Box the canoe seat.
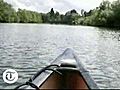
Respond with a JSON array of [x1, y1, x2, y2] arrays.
[[60, 63, 77, 68]]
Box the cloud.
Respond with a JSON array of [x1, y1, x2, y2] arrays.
[[4, 0, 116, 14]]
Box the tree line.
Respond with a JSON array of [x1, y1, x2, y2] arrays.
[[1, 0, 120, 28], [0, 0, 43, 23]]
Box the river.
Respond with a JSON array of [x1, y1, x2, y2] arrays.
[[0, 23, 120, 89]]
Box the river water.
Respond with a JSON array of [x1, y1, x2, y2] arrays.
[[0, 23, 120, 89]]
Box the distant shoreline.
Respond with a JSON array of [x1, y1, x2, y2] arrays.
[[1, 23, 119, 30], [1, 0, 120, 29]]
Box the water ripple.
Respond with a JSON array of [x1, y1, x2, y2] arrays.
[[1, 24, 120, 89]]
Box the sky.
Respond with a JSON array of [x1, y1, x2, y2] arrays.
[[4, 0, 116, 14]]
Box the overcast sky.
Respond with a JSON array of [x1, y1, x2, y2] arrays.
[[4, 0, 115, 14]]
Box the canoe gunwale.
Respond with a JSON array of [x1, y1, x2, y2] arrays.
[[73, 53, 99, 89]]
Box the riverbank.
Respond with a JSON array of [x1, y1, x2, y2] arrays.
[[1, 0, 120, 29]]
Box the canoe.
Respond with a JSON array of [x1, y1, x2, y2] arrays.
[[15, 48, 99, 89]]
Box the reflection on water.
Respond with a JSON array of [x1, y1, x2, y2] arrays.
[[0, 24, 120, 89]]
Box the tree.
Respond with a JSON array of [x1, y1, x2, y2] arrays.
[[81, 9, 85, 16], [70, 9, 77, 14], [17, 9, 43, 23], [64, 9, 80, 25], [50, 8, 54, 17], [0, 0, 19, 22], [99, 0, 111, 10], [111, 0, 120, 27]]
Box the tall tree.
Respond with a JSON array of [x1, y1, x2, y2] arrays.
[[0, 0, 19, 22]]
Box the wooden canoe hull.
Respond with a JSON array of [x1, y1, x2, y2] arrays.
[[40, 68, 89, 89], [25, 48, 99, 89]]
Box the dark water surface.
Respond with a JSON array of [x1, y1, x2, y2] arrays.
[[0, 23, 120, 89]]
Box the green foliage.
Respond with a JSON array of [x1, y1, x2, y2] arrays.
[[0, 0, 19, 22], [1, 0, 120, 28], [63, 9, 81, 25], [43, 8, 65, 24], [0, 0, 42, 23], [17, 9, 43, 23], [111, 0, 120, 27], [80, 0, 120, 27]]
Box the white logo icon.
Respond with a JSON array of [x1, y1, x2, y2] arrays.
[[3, 69, 18, 84]]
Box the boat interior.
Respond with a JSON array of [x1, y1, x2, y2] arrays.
[[39, 63, 89, 89]]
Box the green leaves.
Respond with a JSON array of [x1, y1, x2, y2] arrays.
[[0, 1, 43, 23], [17, 9, 43, 23], [0, 0, 17, 22], [1, 0, 120, 28], [80, 0, 120, 27]]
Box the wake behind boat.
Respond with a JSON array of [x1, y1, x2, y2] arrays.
[[15, 48, 99, 89]]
